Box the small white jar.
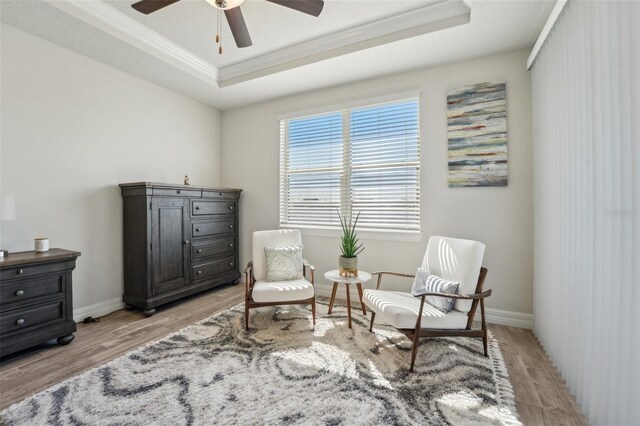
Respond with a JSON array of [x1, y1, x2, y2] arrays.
[[35, 237, 49, 253]]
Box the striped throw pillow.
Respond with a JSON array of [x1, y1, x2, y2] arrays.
[[410, 268, 460, 313]]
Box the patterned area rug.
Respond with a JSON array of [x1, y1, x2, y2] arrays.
[[1, 302, 520, 425]]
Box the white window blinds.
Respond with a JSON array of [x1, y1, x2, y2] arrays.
[[279, 97, 420, 232]]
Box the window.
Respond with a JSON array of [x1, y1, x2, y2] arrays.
[[279, 96, 420, 232]]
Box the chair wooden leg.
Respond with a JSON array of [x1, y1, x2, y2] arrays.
[[480, 298, 488, 357], [483, 330, 488, 357], [369, 312, 376, 332], [244, 303, 250, 331], [327, 282, 338, 314], [410, 332, 421, 373], [311, 297, 316, 327], [410, 296, 426, 372]]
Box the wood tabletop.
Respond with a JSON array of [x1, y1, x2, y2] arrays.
[[0, 248, 81, 268]]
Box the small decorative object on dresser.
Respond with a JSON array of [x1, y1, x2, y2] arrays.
[[34, 237, 49, 253], [119, 182, 242, 317], [0, 248, 80, 357]]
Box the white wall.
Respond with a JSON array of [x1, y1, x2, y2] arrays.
[[222, 48, 534, 317], [0, 25, 222, 319], [532, 1, 639, 424]]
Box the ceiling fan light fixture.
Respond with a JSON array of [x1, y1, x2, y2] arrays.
[[206, 0, 246, 10]]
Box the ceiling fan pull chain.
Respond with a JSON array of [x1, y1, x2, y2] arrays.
[[217, 8, 223, 54], [216, 8, 219, 44]]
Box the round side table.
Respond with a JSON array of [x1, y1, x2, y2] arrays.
[[324, 270, 372, 329]]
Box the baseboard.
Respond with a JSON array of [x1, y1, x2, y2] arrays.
[[73, 297, 125, 323], [484, 308, 533, 329], [315, 284, 533, 329]]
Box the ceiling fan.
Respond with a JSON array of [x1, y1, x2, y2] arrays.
[[130, 0, 325, 51]]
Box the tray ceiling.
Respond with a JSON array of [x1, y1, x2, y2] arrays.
[[1, 0, 555, 110]]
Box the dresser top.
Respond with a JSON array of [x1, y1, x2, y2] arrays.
[[0, 248, 81, 268], [119, 182, 242, 193]]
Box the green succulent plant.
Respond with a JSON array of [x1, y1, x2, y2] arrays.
[[338, 210, 365, 258]]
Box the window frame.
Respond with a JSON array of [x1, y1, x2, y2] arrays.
[[278, 91, 422, 240]]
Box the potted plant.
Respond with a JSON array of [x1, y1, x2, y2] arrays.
[[338, 211, 365, 277]]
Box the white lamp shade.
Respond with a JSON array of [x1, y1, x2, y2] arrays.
[[0, 194, 16, 221]]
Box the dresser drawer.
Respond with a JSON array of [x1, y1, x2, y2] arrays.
[[192, 238, 236, 261], [202, 190, 238, 199], [192, 220, 235, 238], [191, 200, 235, 216], [1, 273, 64, 306], [0, 261, 69, 281], [153, 188, 201, 197], [1, 300, 64, 335], [192, 256, 236, 281]]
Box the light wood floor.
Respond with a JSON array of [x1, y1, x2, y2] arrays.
[[0, 284, 586, 425]]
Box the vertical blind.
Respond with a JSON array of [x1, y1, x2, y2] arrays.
[[279, 98, 420, 231], [531, 1, 639, 425]]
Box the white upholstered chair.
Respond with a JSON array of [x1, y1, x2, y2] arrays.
[[363, 235, 490, 372], [244, 230, 316, 330]]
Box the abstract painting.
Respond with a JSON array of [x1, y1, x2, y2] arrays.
[[447, 81, 508, 187]]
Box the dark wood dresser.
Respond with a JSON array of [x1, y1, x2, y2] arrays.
[[0, 249, 80, 357], [119, 182, 242, 316]]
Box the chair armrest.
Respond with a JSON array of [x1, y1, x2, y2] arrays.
[[372, 271, 415, 290], [302, 259, 315, 285], [411, 289, 492, 300], [244, 261, 255, 298], [372, 271, 415, 278], [302, 259, 315, 272]]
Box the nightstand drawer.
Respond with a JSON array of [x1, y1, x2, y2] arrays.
[[1, 300, 64, 335], [0, 262, 68, 281], [192, 256, 236, 281], [192, 238, 236, 261], [192, 200, 235, 216], [192, 220, 235, 237], [1, 274, 64, 306]]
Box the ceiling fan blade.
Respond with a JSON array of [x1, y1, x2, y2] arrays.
[[224, 7, 253, 48], [266, 0, 324, 17], [131, 0, 182, 14]]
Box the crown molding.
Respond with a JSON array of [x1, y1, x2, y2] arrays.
[[218, 0, 470, 87], [527, 0, 566, 69], [43, 0, 470, 89], [45, 0, 218, 85]]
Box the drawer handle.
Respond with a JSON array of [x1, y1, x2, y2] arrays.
[[177, 190, 182, 194], [229, 262, 234, 267], [229, 243, 233, 248], [195, 206, 200, 210], [197, 249, 203, 254], [228, 224, 233, 229], [229, 205, 234, 210], [16, 318, 25, 326], [197, 270, 202, 275], [15, 290, 25, 296], [17, 269, 24, 275], [196, 228, 201, 232], [184, 240, 190, 245]]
